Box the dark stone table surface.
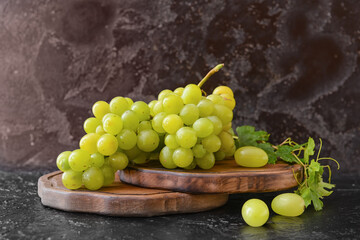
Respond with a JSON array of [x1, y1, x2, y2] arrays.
[[1, 170, 359, 240]]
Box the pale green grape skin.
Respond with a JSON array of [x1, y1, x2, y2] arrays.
[[137, 121, 152, 133], [164, 134, 179, 149], [158, 89, 173, 101], [92, 101, 110, 120], [271, 193, 305, 217], [137, 129, 160, 152], [162, 114, 183, 134], [207, 94, 225, 105], [174, 87, 184, 96], [172, 147, 194, 168], [162, 94, 184, 114], [235, 146, 268, 167], [183, 160, 196, 169], [213, 86, 234, 97], [225, 144, 236, 157], [125, 97, 134, 106], [102, 113, 123, 135], [179, 104, 199, 125], [152, 101, 164, 115], [82, 167, 104, 191], [109, 97, 130, 116], [197, 99, 214, 117], [124, 145, 142, 160], [152, 112, 167, 133], [90, 152, 105, 168], [68, 149, 91, 172], [108, 152, 129, 170], [148, 100, 157, 117], [213, 104, 233, 125], [207, 116, 223, 135], [132, 152, 149, 164], [79, 133, 100, 154], [97, 134, 118, 156], [176, 127, 197, 149], [219, 131, 235, 153], [56, 151, 71, 172], [214, 151, 226, 161], [192, 144, 206, 158], [62, 170, 83, 190], [121, 110, 139, 131], [116, 129, 137, 150], [181, 84, 202, 105], [96, 125, 106, 135], [101, 165, 115, 186], [159, 146, 177, 169], [202, 135, 221, 153], [196, 152, 215, 170], [131, 101, 150, 121], [242, 199, 269, 227], [192, 118, 214, 138], [83, 117, 101, 134]]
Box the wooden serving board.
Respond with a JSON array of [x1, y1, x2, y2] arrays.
[[38, 171, 228, 217], [119, 160, 303, 194]]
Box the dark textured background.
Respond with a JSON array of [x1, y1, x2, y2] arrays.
[[0, 0, 359, 176]]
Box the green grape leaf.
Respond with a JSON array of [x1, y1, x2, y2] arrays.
[[235, 126, 270, 147], [275, 145, 298, 163], [257, 142, 277, 164], [304, 137, 315, 164]]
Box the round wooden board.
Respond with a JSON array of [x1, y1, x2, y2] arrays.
[[37, 171, 228, 217], [119, 160, 303, 194]]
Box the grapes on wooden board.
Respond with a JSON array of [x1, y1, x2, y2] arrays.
[[137, 129, 160, 152], [90, 152, 105, 168], [159, 146, 177, 169], [195, 152, 215, 170], [176, 127, 197, 149], [56, 151, 71, 172], [117, 129, 137, 150], [108, 152, 129, 170], [97, 134, 118, 156], [62, 170, 83, 190], [68, 149, 91, 172], [242, 199, 269, 227], [235, 146, 268, 168], [79, 133, 100, 154], [82, 167, 104, 191], [173, 147, 194, 168]]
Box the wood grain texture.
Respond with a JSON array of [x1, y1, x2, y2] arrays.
[[119, 160, 303, 194], [38, 171, 229, 217]]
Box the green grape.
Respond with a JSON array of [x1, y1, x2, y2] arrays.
[[213, 104, 233, 125], [197, 99, 214, 117], [152, 101, 163, 115], [176, 127, 197, 148], [152, 112, 167, 133], [202, 135, 221, 153], [271, 193, 305, 217], [158, 89, 173, 101], [242, 199, 269, 227], [137, 120, 152, 133], [116, 129, 137, 150], [82, 167, 104, 191], [164, 134, 179, 149], [108, 152, 129, 170], [92, 101, 110, 120], [148, 100, 157, 117], [235, 146, 268, 167], [184, 160, 196, 169], [137, 129, 160, 152], [125, 97, 133, 106], [213, 86, 234, 97], [162, 94, 184, 114], [181, 84, 202, 105], [172, 147, 194, 168], [62, 170, 83, 190], [97, 134, 118, 156], [192, 118, 214, 138], [132, 152, 149, 164], [159, 146, 177, 169], [174, 87, 184, 96], [214, 151, 226, 161], [131, 101, 150, 121], [121, 110, 139, 131], [162, 114, 183, 134], [56, 151, 71, 172], [68, 149, 91, 172], [124, 145, 142, 160], [207, 94, 225, 105], [83, 117, 101, 134], [102, 113, 123, 135], [179, 104, 199, 125], [225, 144, 236, 157], [79, 133, 100, 154], [207, 116, 223, 135], [101, 164, 115, 186], [192, 144, 207, 158], [220, 93, 235, 110], [219, 131, 235, 153], [222, 122, 232, 131], [196, 152, 215, 169], [109, 96, 130, 116], [90, 152, 105, 168], [96, 125, 106, 135]]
